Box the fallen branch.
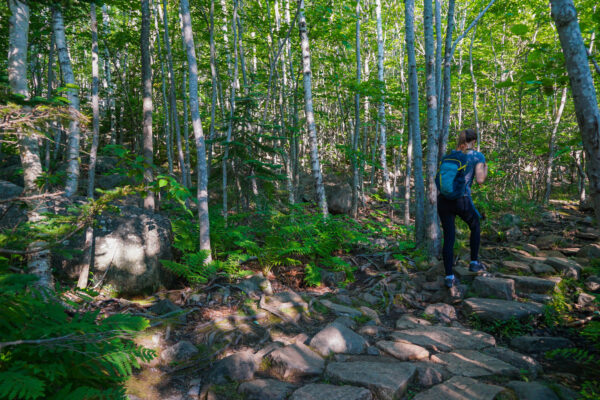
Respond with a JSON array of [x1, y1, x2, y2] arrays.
[[0, 191, 65, 204]]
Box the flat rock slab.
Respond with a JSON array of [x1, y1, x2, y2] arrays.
[[320, 299, 362, 317], [510, 336, 574, 353], [325, 361, 416, 400], [506, 381, 559, 400], [268, 342, 324, 379], [290, 384, 372, 400], [238, 379, 297, 400], [413, 362, 451, 387], [544, 257, 582, 280], [500, 275, 560, 294], [472, 276, 515, 300], [454, 266, 480, 282], [463, 298, 543, 321], [502, 260, 532, 273], [431, 349, 519, 378], [482, 346, 542, 378], [423, 303, 457, 323], [413, 376, 506, 400], [376, 340, 430, 361], [309, 322, 367, 356], [390, 326, 495, 352], [395, 315, 432, 330], [209, 350, 258, 384], [264, 291, 309, 322], [161, 340, 199, 364], [531, 262, 556, 275]]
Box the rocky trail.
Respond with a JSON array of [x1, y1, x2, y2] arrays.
[[121, 201, 599, 400]]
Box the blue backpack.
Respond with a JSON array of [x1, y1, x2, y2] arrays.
[[436, 150, 468, 200]]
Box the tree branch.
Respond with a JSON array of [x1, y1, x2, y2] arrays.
[[450, 0, 497, 58]]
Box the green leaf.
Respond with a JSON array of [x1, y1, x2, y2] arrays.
[[510, 24, 529, 36], [158, 178, 168, 188]]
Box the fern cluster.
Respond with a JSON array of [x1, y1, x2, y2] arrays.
[[0, 262, 155, 400]]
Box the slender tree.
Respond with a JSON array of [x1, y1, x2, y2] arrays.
[[375, 0, 391, 199], [140, 0, 155, 211], [550, 0, 600, 227], [180, 0, 212, 259], [53, 4, 81, 198], [544, 86, 568, 204], [298, 0, 328, 216], [351, 0, 361, 218]]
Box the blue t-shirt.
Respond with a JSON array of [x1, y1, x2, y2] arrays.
[[464, 150, 485, 196]]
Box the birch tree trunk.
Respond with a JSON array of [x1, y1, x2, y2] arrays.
[[352, 0, 361, 218], [140, 0, 155, 211], [375, 0, 391, 199], [469, 26, 481, 150], [550, 0, 600, 228], [405, 0, 426, 242], [78, 1, 101, 289], [180, 0, 212, 259], [438, 0, 456, 160], [405, 116, 413, 225], [208, 0, 218, 175], [424, 0, 441, 256], [101, 5, 115, 144], [53, 4, 81, 198], [299, 0, 328, 216], [544, 86, 568, 204], [9, 0, 53, 291]]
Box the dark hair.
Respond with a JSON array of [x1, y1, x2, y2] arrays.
[[458, 129, 477, 150]]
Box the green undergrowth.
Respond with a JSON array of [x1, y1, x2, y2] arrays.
[[468, 315, 535, 340]]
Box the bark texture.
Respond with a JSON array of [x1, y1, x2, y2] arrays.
[[140, 0, 155, 211]]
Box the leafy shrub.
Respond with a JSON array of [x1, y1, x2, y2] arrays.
[[0, 264, 155, 400]]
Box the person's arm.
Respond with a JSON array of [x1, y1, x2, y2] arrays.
[[475, 162, 488, 184]]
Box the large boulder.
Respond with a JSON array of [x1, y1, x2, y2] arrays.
[[54, 205, 174, 296]]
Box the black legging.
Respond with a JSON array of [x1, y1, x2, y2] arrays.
[[437, 195, 481, 276]]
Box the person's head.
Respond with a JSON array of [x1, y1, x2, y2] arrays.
[[457, 129, 477, 152]]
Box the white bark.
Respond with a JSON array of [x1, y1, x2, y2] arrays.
[[544, 86, 568, 204], [180, 0, 212, 259], [551, 0, 600, 227], [53, 4, 81, 198], [352, 0, 361, 217], [141, 0, 155, 211], [299, 0, 328, 216], [101, 5, 116, 144], [375, 0, 390, 199]]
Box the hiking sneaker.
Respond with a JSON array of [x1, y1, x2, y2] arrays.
[[445, 276, 460, 288], [469, 260, 487, 273]]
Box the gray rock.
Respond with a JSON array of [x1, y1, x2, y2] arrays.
[[454, 266, 479, 282], [336, 294, 353, 305], [359, 306, 381, 324], [359, 325, 382, 337], [150, 299, 181, 315], [334, 316, 357, 329], [523, 243, 540, 254], [423, 303, 457, 323], [325, 183, 353, 215], [376, 340, 430, 361], [463, 298, 543, 321], [236, 273, 273, 296], [536, 234, 564, 249], [482, 346, 542, 378], [502, 260, 532, 273], [263, 291, 308, 323], [361, 292, 380, 305], [290, 384, 372, 400], [510, 336, 574, 353], [413, 362, 449, 387], [395, 315, 432, 330], [209, 350, 258, 383], [431, 349, 519, 378], [506, 226, 523, 240], [53, 205, 174, 295], [577, 292, 596, 307], [544, 257, 582, 280], [502, 213, 522, 227], [531, 262, 556, 275], [472, 276, 515, 300], [161, 341, 199, 364], [238, 379, 297, 400], [325, 361, 417, 400], [506, 381, 559, 400], [268, 342, 324, 379], [577, 243, 600, 259], [524, 293, 553, 304], [500, 275, 560, 294], [412, 376, 506, 400], [390, 326, 495, 352], [320, 299, 362, 317], [585, 275, 600, 292], [309, 322, 368, 356]]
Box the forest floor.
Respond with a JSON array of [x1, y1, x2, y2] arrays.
[[100, 199, 599, 400]]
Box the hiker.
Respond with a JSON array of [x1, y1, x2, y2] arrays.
[[437, 129, 488, 288]]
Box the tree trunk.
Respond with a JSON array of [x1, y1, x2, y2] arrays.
[[180, 0, 212, 260], [208, 0, 217, 177], [53, 4, 81, 198], [78, 1, 101, 290], [352, 0, 361, 218], [405, 0, 426, 242], [550, 0, 600, 228], [544, 86, 568, 204], [375, 0, 391, 199], [469, 26, 481, 150], [298, 0, 328, 216], [437, 0, 456, 160], [140, 0, 155, 211], [424, 0, 441, 256], [9, 0, 53, 291], [405, 115, 413, 225], [101, 5, 116, 144]]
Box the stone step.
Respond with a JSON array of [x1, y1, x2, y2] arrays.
[[324, 361, 416, 400], [498, 274, 560, 295], [268, 342, 324, 380], [506, 381, 560, 400], [431, 349, 520, 378], [238, 379, 297, 400], [463, 298, 544, 321], [544, 257, 582, 279], [389, 326, 495, 352], [510, 335, 575, 353], [309, 322, 368, 356], [290, 383, 372, 400], [472, 276, 515, 300], [412, 376, 507, 400], [376, 340, 430, 361], [319, 299, 362, 317], [481, 346, 542, 378], [501, 260, 531, 273]]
